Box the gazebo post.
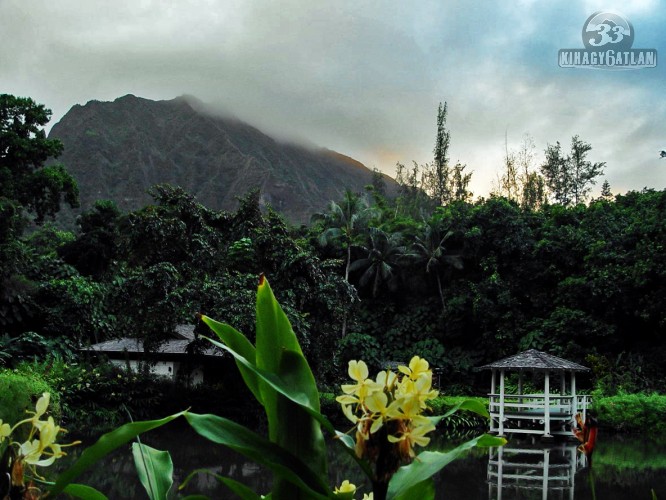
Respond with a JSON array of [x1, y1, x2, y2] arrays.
[[571, 372, 577, 417], [499, 369, 506, 437], [517, 371, 523, 428], [560, 371, 566, 410], [543, 371, 551, 437], [490, 369, 497, 433]]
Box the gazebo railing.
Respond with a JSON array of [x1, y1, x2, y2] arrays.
[[488, 394, 591, 436], [488, 393, 590, 417]]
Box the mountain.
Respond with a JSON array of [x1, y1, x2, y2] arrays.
[[48, 94, 395, 223]]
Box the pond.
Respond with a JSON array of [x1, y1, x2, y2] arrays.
[[54, 426, 666, 499]]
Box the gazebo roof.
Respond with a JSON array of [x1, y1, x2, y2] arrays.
[[475, 349, 590, 372]]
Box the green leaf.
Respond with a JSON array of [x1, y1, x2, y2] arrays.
[[200, 335, 331, 428], [386, 434, 506, 499], [184, 412, 331, 499], [181, 469, 262, 500], [428, 398, 489, 427], [255, 277, 313, 445], [200, 316, 261, 404], [333, 431, 373, 480], [199, 333, 374, 483], [392, 477, 435, 500], [203, 276, 329, 499], [48, 411, 185, 497], [132, 443, 174, 500], [33, 481, 109, 500]]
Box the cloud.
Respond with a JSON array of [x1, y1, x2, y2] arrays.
[[0, 0, 663, 199]]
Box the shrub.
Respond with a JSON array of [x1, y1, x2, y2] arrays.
[[0, 369, 60, 426], [336, 332, 383, 372], [592, 392, 666, 434]]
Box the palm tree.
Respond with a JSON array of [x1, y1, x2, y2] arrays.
[[312, 191, 377, 337], [313, 190, 376, 281], [412, 220, 463, 309], [350, 228, 407, 298]]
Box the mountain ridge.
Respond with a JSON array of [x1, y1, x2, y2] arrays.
[[48, 94, 395, 223]]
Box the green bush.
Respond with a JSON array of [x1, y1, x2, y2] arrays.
[[14, 359, 169, 430], [0, 369, 61, 426], [592, 393, 666, 434], [336, 332, 383, 372]]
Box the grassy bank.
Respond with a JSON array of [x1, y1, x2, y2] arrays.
[[592, 393, 666, 434]]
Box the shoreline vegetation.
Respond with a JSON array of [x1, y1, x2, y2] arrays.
[[2, 364, 664, 436]]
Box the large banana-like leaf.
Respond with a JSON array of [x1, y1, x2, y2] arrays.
[[48, 412, 185, 497], [184, 412, 331, 499], [199, 333, 374, 480], [35, 480, 108, 500], [199, 316, 262, 405], [180, 469, 263, 500], [386, 434, 506, 499], [201, 276, 328, 499], [132, 443, 173, 500]]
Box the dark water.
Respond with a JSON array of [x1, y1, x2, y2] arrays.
[[54, 426, 666, 499]]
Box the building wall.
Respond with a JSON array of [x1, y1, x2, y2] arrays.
[[109, 359, 178, 378], [109, 358, 204, 385]]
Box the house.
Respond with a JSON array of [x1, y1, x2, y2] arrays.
[[81, 324, 224, 385]]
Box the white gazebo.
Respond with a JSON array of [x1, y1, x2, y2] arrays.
[[476, 349, 591, 438]]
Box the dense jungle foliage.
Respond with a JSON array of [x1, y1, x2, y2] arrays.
[[2, 95, 665, 426]]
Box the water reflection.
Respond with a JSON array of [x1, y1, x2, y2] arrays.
[[54, 426, 666, 499], [487, 441, 584, 500]]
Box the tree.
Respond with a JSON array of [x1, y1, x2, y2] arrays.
[[540, 135, 605, 206], [600, 179, 613, 201], [411, 220, 463, 310], [0, 95, 79, 335], [569, 135, 606, 204], [449, 162, 473, 202], [313, 191, 375, 282], [0, 94, 78, 226], [497, 131, 519, 202], [59, 200, 122, 278], [521, 171, 547, 211], [394, 161, 434, 218], [350, 228, 407, 297], [431, 102, 451, 205]]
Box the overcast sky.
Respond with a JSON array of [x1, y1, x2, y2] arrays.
[[1, 0, 664, 198]]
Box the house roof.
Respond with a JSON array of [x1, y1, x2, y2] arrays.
[[81, 325, 223, 358], [475, 349, 590, 372]]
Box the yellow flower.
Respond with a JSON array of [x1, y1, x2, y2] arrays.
[[0, 420, 11, 442], [10, 392, 53, 432], [362, 494, 374, 500], [334, 479, 357, 494], [34, 393, 50, 419], [339, 402, 359, 424], [375, 369, 397, 390], [387, 420, 436, 457], [341, 360, 381, 401], [396, 371, 438, 410], [398, 356, 431, 381], [35, 416, 60, 449], [19, 439, 57, 467], [364, 390, 402, 434]]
